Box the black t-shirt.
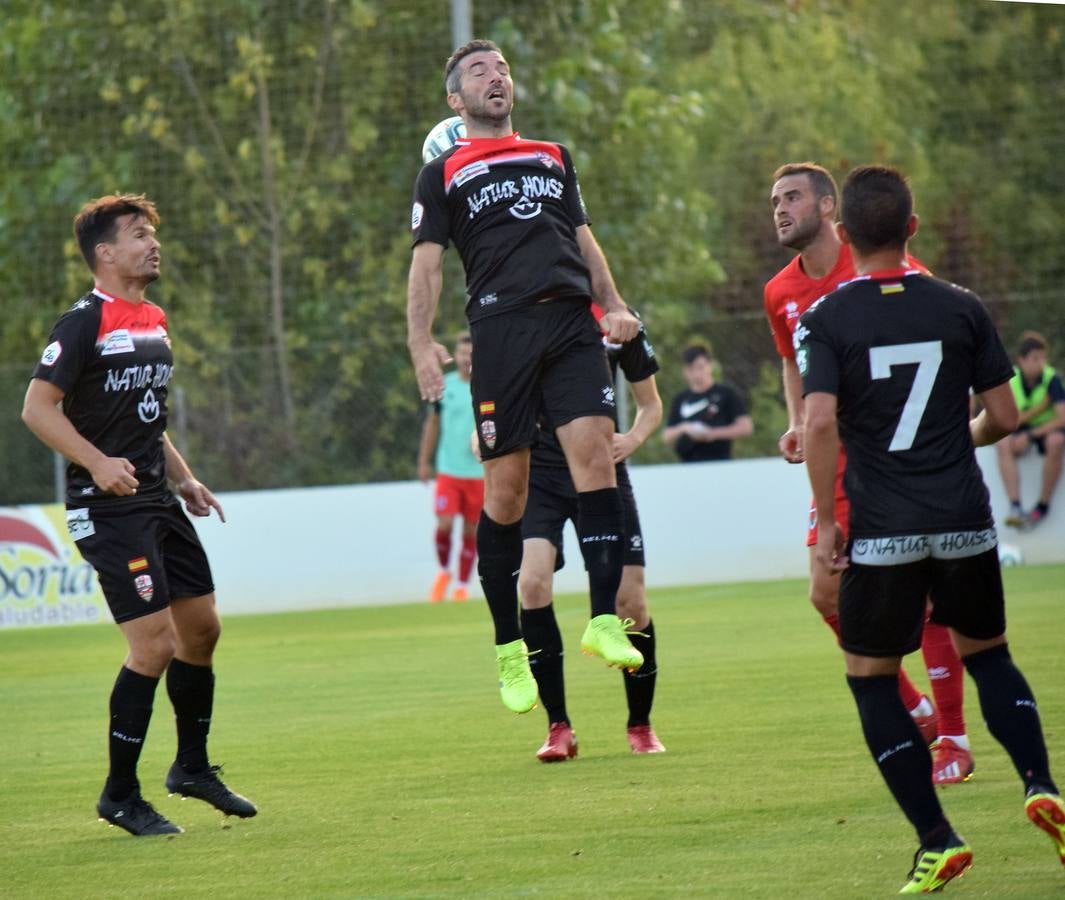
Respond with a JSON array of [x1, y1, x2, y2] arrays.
[[666, 383, 748, 462], [410, 132, 592, 322], [533, 314, 660, 468], [32, 288, 174, 504], [797, 270, 1013, 537]]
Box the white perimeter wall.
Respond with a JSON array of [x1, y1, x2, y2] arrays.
[[195, 448, 1064, 616]]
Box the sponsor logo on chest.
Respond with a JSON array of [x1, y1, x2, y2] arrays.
[[100, 329, 136, 355]]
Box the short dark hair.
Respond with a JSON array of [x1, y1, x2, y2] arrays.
[[773, 162, 838, 205], [1017, 330, 1048, 358], [682, 344, 711, 366], [445, 39, 502, 94], [840, 165, 912, 255], [455, 330, 472, 347], [74, 193, 160, 271]]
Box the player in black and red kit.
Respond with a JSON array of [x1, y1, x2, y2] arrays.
[[22, 195, 255, 836], [407, 40, 644, 714], [799, 166, 1063, 892], [520, 305, 665, 761]]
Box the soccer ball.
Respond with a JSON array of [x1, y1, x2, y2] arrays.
[[998, 542, 1024, 567], [421, 116, 466, 163]]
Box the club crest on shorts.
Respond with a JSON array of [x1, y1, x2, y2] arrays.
[[480, 418, 497, 450], [134, 574, 154, 603]]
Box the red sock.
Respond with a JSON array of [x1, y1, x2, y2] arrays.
[[921, 621, 966, 735], [458, 535, 477, 583], [897, 667, 924, 712], [435, 528, 451, 569], [822, 613, 841, 644]]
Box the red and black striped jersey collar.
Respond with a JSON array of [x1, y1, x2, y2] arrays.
[[443, 132, 565, 190]]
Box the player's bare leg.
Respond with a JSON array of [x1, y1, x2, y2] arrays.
[[557, 416, 642, 671], [453, 516, 478, 600], [164, 593, 256, 818], [431, 511, 456, 602], [520, 538, 576, 760], [616, 565, 664, 753], [480, 449, 538, 713], [996, 433, 1027, 525], [808, 547, 936, 741], [98, 609, 182, 836]]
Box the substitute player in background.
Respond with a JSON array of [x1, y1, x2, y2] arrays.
[[800, 164, 1064, 893], [417, 332, 483, 602], [407, 40, 644, 715], [520, 305, 664, 761], [764, 162, 974, 785], [21, 195, 255, 836]]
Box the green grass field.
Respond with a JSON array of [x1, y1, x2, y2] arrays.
[[2, 565, 1063, 899]]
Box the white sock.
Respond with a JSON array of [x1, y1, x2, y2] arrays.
[[939, 734, 971, 750], [909, 697, 934, 718]]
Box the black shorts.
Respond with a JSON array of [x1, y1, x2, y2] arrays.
[[1018, 424, 1065, 455], [838, 547, 1005, 657], [521, 463, 645, 570], [470, 299, 616, 460], [66, 494, 215, 624]]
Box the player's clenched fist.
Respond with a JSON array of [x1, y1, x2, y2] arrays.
[[90, 456, 139, 496]]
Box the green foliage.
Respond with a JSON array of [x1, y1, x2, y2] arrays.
[[2, 1, 1064, 500]]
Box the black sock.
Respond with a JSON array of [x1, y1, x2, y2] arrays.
[[106, 666, 159, 801], [1036, 501, 1049, 516], [166, 658, 215, 773], [847, 674, 952, 847], [477, 512, 524, 645], [963, 643, 1057, 795], [521, 605, 568, 725], [622, 619, 657, 727], [576, 488, 624, 619]]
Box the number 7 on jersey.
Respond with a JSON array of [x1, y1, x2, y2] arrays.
[[869, 341, 943, 452]]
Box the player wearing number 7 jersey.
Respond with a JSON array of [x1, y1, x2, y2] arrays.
[[765, 163, 972, 781], [799, 164, 1063, 893]]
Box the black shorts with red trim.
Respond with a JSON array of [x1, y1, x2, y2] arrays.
[[839, 539, 1004, 658], [521, 462, 644, 570], [66, 493, 215, 624], [470, 298, 616, 461]]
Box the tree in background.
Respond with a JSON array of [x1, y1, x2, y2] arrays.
[[1, 0, 1063, 500]]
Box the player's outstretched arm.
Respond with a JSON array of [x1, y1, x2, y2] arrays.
[[21, 378, 139, 496], [163, 433, 225, 521], [613, 375, 663, 463], [574, 225, 638, 343], [971, 381, 1019, 447], [407, 241, 452, 402]]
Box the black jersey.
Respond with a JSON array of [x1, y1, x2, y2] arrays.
[[666, 383, 748, 462], [797, 269, 1013, 537], [532, 312, 659, 468], [410, 132, 592, 322], [32, 288, 174, 504]]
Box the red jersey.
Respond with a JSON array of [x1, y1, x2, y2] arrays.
[[764, 243, 927, 360], [764, 243, 926, 542], [763, 242, 859, 360]]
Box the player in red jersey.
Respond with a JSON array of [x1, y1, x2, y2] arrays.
[[764, 163, 973, 784]]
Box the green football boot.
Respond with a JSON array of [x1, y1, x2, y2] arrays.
[[580, 615, 644, 672], [495, 639, 538, 714], [898, 843, 972, 893], [1025, 792, 1065, 867]]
